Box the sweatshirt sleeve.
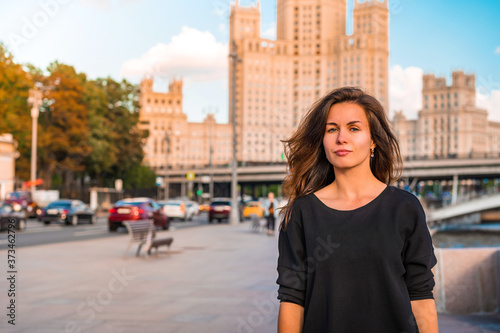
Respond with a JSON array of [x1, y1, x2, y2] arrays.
[[402, 198, 438, 301], [276, 200, 307, 307]]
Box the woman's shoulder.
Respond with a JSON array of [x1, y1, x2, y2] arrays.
[[386, 186, 419, 200], [295, 193, 318, 206], [385, 186, 424, 211], [286, 193, 319, 214]]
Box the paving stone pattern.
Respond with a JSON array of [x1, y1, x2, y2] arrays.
[[0, 222, 499, 332]]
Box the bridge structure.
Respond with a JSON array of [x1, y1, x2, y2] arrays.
[[161, 157, 500, 201], [427, 192, 500, 223]]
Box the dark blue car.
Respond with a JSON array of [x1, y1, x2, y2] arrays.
[[41, 199, 96, 226]]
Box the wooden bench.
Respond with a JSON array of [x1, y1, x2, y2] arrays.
[[147, 237, 174, 255], [123, 219, 174, 257]]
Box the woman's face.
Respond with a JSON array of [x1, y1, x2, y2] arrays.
[[323, 102, 375, 172]]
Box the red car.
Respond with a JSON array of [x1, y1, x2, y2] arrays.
[[108, 197, 169, 232], [5, 191, 38, 218]]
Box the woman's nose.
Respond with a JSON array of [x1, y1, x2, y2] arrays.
[[336, 129, 348, 144]]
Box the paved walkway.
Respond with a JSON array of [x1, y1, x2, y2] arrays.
[[1, 222, 499, 332]]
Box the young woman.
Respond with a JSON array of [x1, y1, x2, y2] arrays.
[[277, 87, 438, 333]]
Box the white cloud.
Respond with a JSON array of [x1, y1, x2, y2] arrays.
[[477, 90, 500, 122], [389, 65, 423, 120], [495, 46, 500, 54], [262, 25, 276, 40], [121, 26, 228, 83]]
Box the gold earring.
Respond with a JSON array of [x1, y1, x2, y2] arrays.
[[370, 148, 375, 158]]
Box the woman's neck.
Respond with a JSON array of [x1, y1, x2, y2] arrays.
[[330, 169, 385, 199]]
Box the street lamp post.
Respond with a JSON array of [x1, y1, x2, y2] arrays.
[[203, 108, 217, 201], [28, 88, 42, 194], [164, 132, 170, 200], [229, 40, 241, 225]]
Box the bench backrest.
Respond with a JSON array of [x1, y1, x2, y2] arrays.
[[124, 219, 155, 242]]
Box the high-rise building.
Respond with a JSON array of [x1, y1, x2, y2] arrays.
[[138, 77, 232, 171], [230, 0, 389, 162], [393, 71, 500, 159], [140, 0, 390, 170]]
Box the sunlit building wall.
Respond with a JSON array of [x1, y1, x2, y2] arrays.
[[138, 77, 232, 170], [0, 134, 18, 200], [393, 71, 500, 159], [140, 0, 390, 169], [230, 0, 389, 162]]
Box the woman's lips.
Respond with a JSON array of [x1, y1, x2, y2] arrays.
[[334, 150, 351, 156]]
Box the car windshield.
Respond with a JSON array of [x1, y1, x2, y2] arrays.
[[166, 202, 182, 206], [7, 192, 30, 200], [0, 205, 13, 213], [212, 201, 231, 206], [47, 202, 72, 209], [115, 201, 144, 207]]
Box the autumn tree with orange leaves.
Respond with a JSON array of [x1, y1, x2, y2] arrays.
[[0, 44, 152, 197]]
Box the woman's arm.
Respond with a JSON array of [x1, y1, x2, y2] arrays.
[[278, 302, 304, 333], [411, 299, 438, 333]]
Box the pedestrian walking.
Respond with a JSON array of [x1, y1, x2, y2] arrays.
[[276, 87, 438, 332], [264, 192, 276, 235]]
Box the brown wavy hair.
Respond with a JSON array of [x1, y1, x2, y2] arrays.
[[280, 87, 403, 229]]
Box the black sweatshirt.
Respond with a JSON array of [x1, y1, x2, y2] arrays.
[[277, 186, 437, 333]]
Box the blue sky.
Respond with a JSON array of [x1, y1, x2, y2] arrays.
[[1, 0, 499, 122]]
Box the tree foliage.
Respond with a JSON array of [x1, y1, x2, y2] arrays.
[[0, 43, 32, 181], [0, 44, 153, 195], [37, 61, 91, 190], [83, 77, 149, 188], [124, 164, 157, 189]]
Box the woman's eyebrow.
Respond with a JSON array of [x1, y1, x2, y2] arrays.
[[326, 120, 362, 126]]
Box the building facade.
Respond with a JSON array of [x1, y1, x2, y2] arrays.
[[140, 0, 389, 169], [393, 71, 500, 159], [138, 77, 232, 171], [0, 133, 19, 200], [230, 0, 389, 162]]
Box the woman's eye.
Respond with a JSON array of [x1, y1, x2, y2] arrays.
[[350, 127, 360, 132], [327, 128, 337, 133]]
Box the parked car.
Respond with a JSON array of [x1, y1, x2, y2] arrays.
[[4, 191, 38, 218], [208, 199, 243, 223], [108, 197, 169, 232], [158, 200, 193, 221], [209, 200, 230, 223], [41, 199, 96, 226], [0, 202, 27, 231], [186, 201, 200, 217], [242, 201, 264, 219]]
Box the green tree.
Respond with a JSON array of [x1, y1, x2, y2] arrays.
[[83, 79, 116, 186], [84, 77, 147, 188], [123, 165, 157, 189]]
